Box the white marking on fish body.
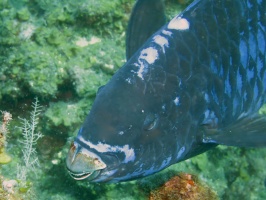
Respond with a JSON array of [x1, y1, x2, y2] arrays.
[[142, 157, 172, 177], [114, 165, 156, 182], [168, 16, 190, 30], [174, 97, 180, 106], [79, 136, 136, 163], [204, 93, 210, 103], [177, 146, 185, 159], [125, 78, 132, 84], [113, 156, 172, 182], [160, 157, 172, 169], [143, 165, 156, 176], [139, 47, 158, 64], [122, 146, 135, 163], [118, 131, 124, 135], [135, 47, 158, 80], [136, 62, 145, 80], [95, 169, 118, 182], [153, 35, 169, 53], [202, 109, 218, 127], [162, 30, 172, 36]]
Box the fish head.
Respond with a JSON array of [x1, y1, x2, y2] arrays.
[[66, 48, 190, 182]]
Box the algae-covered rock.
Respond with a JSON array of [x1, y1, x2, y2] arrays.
[[0, 0, 130, 100], [44, 99, 91, 128], [17, 8, 30, 21], [0, 148, 11, 164], [149, 173, 218, 200]]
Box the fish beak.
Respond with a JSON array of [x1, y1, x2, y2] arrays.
[[66, 142, 106, 181]]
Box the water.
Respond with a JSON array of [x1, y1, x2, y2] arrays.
[[0, 0, 266, 199]]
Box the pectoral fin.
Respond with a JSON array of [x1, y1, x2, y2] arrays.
[[126, 0, 166, 60], [202, 115, 266, 147]]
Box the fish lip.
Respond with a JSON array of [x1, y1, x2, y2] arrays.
[[66, 141, 107, 181], [67, 169, 101, 181], [66, 141, 120, 182]]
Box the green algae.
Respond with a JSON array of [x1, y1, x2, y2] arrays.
[[0, 149, 12, 164], [44, 99, 91, 127], [0, 0, 129, 100]]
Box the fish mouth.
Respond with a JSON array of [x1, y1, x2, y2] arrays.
[[68, 169, 101, 181], [66, 142, 106, 181]]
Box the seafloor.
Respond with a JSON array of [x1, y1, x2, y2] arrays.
[[0, 0, 266, 199]]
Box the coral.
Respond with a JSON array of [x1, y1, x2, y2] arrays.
[[0, 175, 35, 200], [2, 179, 18, 194], [0, 99, 42, 200], [149, 173, 218, 200], [0, 176, 19, 200], [17, 98, 43, 189]]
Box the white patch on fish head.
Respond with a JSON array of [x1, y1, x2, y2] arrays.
[[139, 47, 158, 64], [118, 131, 124, 135], [79, 136, 136, 163], [125, 78, 132, 84], [168, 16, 190, 30], [153, 35, 169, 53], [162, 104, 166, 111], [135, 47, 158, 80], [174, 97, 180, 106]]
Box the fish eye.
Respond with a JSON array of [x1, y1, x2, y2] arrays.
[[143, 113, 159, 131]]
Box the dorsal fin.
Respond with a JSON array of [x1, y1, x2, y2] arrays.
[[126, 0, 166, 60]]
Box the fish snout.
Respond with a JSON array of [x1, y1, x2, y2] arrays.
[[66, 142, 106, 181]]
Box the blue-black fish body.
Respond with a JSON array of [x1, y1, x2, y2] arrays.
[[66, 0, 266, 182]]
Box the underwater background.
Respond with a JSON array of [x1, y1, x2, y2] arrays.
[[0, 0, 266, 199]]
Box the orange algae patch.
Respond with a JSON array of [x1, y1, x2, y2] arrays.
[[149, 173, 218, 200]]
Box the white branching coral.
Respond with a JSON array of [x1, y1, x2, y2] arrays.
[[17, 98, 43, 186]]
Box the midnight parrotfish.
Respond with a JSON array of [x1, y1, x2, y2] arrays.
[[66, 0, 266, 182]]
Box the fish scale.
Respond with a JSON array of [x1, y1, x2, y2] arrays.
[[170, 0, 266, 127], [66, 0, 266, 183]]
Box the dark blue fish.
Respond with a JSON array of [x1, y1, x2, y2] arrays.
[[66, 0, 266, 182]]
